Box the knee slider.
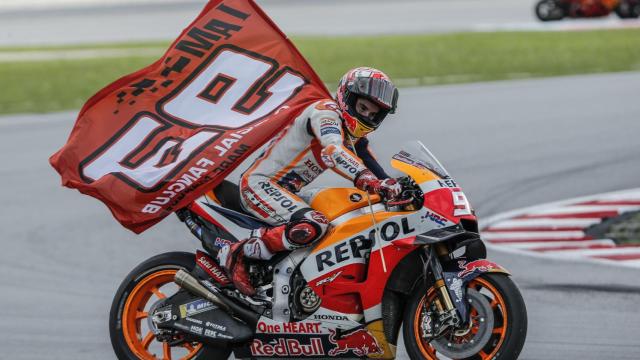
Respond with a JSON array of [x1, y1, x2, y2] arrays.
[[285, 209, 329, 247]]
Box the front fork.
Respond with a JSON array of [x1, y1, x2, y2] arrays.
[[421, 244, 463, 338]]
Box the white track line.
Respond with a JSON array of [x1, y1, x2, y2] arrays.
[[485, 218, 602, 229], [598, 192, 640, 201], [501, 239, 615, 250], [525, 204, 640, 216], [541, 247, 640, 258], [482, 230, 586, 241]]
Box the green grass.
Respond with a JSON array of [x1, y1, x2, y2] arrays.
[[605, 211, 640, 245], [2, 29, 640, 115]]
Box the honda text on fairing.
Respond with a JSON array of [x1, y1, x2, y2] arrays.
[[535, 0, 640, 20], [109, 141, 528, 359]]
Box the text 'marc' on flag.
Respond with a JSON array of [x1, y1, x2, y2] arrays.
[[50, 0, 331, 233]]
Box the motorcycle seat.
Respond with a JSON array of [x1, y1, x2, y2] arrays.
[[206, 180, 271, 230]]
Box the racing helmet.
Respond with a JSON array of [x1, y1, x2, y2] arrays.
[[336, 67, 399, 138]]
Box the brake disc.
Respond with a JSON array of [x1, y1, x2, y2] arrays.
[[430, 288, 495, 358]]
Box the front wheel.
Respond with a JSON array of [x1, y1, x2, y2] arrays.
[[536, 0, 566, 20], [616, 2, 640, 18], [109, 252, 232, 360], [403, 273, 527, 359]]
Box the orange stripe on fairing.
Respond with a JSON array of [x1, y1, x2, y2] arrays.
[[273, 145, 312, 182], [310, 211, 406, 254], [310, 188, 381, 221], [390, 159, 439, 184]]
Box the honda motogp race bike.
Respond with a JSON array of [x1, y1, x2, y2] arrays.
[[109, 141, 528, 359], [535, 0, 640, 20]]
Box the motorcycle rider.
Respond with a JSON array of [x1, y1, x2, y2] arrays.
[[575, 0, 617, 16], [217, 67, 401, 296]]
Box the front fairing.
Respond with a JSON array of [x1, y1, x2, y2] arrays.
[[390, 141, 476, 226]]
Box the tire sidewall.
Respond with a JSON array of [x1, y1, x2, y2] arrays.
[[109, 251, 231, 360], [402, 273, 528, 360]]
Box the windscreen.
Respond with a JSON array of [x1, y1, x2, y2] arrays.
[[391, 141, 451, 179]]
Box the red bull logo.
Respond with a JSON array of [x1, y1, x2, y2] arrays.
[[250, 338, 324, 356], [457, 259, 501, 278], [328, 329, 383, 357]]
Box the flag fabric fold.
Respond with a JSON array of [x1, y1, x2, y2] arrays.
[[50, 0, 330, 233]]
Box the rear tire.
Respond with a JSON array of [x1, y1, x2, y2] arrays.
[[109, 252, 232, 360], [536, 0, 566, 21], [403, 273, 527, 359]]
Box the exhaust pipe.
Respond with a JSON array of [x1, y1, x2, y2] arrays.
[[175, 269, 231, 312], [174, 269, 260, 327]]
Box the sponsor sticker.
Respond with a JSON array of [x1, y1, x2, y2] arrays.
[[319, 117, 340, 128], [204, 328, 233, 339], [422, 211, 447, 227], [277, 171, 306, 192], [196, 251, 231, 285], [185, 317, 203, 325], [214, 237, 232, 248], [190, 325, 204, 335], [251, 338, 325, 356], [457, 259, 501, 278], [257, 321, 323, 334], [206, 321, 227, 332], [321, 127, 341, 136], [328, 329, 383, 357], [258, 181, 299, 213], [315, 271, 342, 287], [315, 218, 416, 272], [179, 299, 215, 318]]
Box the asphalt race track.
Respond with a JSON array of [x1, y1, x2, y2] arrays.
[[1, 0, 639, 45], [1, 72, 639, 359]]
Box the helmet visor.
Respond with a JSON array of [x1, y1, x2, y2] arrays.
[[349, 77, 398, 111]]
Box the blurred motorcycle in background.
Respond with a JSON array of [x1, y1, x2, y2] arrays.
[[535, 0, 640, 20]]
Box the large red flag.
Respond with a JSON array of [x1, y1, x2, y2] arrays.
[[50, 0, 331, 233]]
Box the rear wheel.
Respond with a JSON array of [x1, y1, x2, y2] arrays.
[[403, 273, 527, 359], [109, 252, 232, 360], [536, 0, 566, 20]]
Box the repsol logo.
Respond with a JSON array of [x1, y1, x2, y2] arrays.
[[304, 159, 323, 176], [258, 181, 298, 213], [316, 218, 415, 272], [335, 156, 358, 174], [438, 178, 458, 188]]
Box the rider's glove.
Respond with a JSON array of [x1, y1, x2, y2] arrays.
[[355, 170, 402, 200]]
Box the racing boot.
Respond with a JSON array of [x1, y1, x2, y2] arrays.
[[216, 227, 284, 296], [217, 240, 256, 296]]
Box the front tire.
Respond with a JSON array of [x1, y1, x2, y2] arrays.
[[109, 252, 232, 360], [536, 0, 566, 21], [403, 273, 527, 359], [616, 2, 640, 18]]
